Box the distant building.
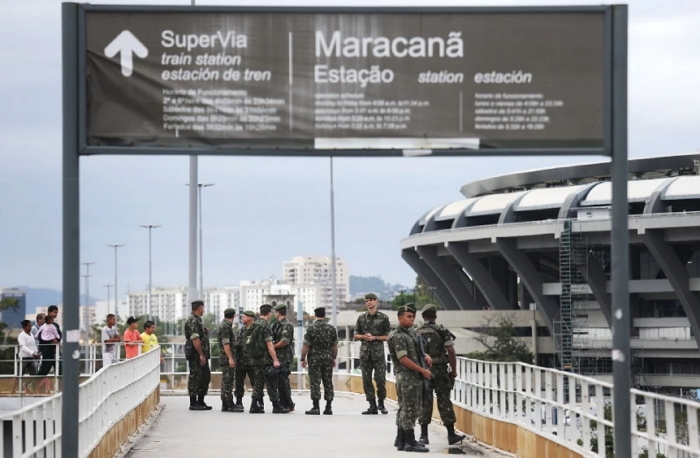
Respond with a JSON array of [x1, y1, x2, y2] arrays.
[[202, 287, 239, 318], [283, 255, 350, 306], [127, 286, 189, 323], [0, 287, 27, 329]]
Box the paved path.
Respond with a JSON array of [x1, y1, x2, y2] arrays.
[[128, 392, 498, 457]]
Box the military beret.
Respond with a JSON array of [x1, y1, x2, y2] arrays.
[[314, 306, 326, 313], [397, 303, 416, 314], [191, 300, 204, 307], [242, 310, 255, 317], [223, 308, 236, 315], [273, 303, 287, 311], [422, 304, 437, 314], [364, 293, 378, 300]]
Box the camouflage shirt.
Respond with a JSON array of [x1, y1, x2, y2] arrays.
[[416, 322, 454, 365], [216, 319, 236, 365], [272, 317, 295, 365], [388, 325, 422, 377], [303, 319, 338, 364], [252, 318, 274, 366], [235, 324, 254, 366], [355, 311, 391, 360], [185, 313, 210, 359]]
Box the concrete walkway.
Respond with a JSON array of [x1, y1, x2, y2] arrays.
[[128, 392, 500, 457]]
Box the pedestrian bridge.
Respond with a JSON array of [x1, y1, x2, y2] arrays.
[[2, 343, 699, 458]]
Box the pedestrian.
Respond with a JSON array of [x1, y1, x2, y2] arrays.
[[101, 314, 121, 367], [123, 316, 141, 359], [141, 321, 164, 363], [301, 306, 338, 415], [31, 313, 45, 346], [272, 303, 295, 411], [233, 310, 259, 413], [18, 320, 40, 393], [47, 305, 62, 375], [37, 314, 61, 376], [217, 308, 237, 412], [354, 292, 391, 414], [416, 304, 466, 445], [388, 304, 431, 452], [254, 304, 287, 413], [185, 300, 212, 411]]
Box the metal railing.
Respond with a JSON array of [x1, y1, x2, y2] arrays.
[[0, 347, 161, 458]]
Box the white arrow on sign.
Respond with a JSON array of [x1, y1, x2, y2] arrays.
[[104, 30, 148, 77]]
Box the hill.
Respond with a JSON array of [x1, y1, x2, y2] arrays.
[[349, 276, 409, 300]]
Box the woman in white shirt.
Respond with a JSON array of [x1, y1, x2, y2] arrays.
[[18, 320, 40, 393]]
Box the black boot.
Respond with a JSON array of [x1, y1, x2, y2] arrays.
[[361, 400, 378, 415], [394, 427, 406, 450], [419, 424, 429, 445], [232, 397, 244, 413], [189, 395, 205, 411], [249, 397, 264, 413], [404, 429, 429, 453], [273, 400, 290, 414], [197, 395, 212, 410], [221, 399, 230, 412], [323, 400, 333, 415], [305, 400, 320, 415], [258, 397, 265, 413], [446, 424, 466, 445], [378, 399, 388, 415]]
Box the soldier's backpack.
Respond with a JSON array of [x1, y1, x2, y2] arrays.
[[245, 322, 268, 359], [418, 324, 453, 364]]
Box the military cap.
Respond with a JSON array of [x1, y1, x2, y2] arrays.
[[364, 293, 378, 300], [421, 304, 438, 314], [273, 303, 287, 311], [191, 299, 204, 307], [242, 310, 255, 317], [397, 303, 416, 314], [223, 308, 236, 315], [314, 306, 326, 313]]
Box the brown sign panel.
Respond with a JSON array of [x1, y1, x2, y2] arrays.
[[84, 8, 607, 154]]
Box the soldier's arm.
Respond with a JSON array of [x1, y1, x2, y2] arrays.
[[396, 335, 431, 378], [353, 317, 366, 340], [222, 328, 235, 367], [447, 344, 457, 377], [274, 323, 293, 349]]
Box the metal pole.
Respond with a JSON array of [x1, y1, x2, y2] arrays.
[[198, 183, 213, 298], [141, 225, 160, 320], [105, 285, 112, 317], [611, 6, 630, 458], [82, 262, 94, 341], [329, 158, 338, 329], [62, 4, 80, 456], [189, 159, 198, 304], [108, 244, 124, 316]]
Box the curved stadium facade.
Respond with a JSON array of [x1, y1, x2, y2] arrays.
[[401, 153, 700, 395]]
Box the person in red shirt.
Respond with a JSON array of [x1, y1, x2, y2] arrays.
[[124, 316, 142, 359]]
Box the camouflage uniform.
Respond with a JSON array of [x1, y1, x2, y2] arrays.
[[185, 313, 211, 397], [234, 323, 259, 399], [304, 319, 338, 401], [417, 321, 456, 426], [217, 319, 236, 402], [355, 311, 391, 401], [388, 325, 424, 430], [272, 316, 295, 408], [252, 318, 278, 402]]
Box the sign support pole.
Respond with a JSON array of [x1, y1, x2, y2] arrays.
[[611, 5, 630, 458], [62, 3, 80, 457]]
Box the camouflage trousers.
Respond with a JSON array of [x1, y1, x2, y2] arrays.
[[308, 360, 334, 401], [187, 358, 211, 397], [277, 364, 294, 408], [396, 371, 423, 430], [420, 364, 456, 426], [360, 356, 386, 401], [220, 363, 235, 401], [234, 364, 258, 398], [260, 365, 280, 402]]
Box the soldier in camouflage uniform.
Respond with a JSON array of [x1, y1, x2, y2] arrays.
[[272, 303, 296, 411], [301, 307, 338, 415], [217, 308, 237, 412], [185, 300, 212, 411], [354, 292, 391, 414], [388, 304, 430, 452], [256, 304, 288, 414], [417, 304, 466, 445], [233, 310, 259, 412]]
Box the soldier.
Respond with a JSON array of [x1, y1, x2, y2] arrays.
[[417, 304, 466, 445], [217, 308, 237, 412], [388, 304, 431, 452], [272, 303, 295, 411], [185, 300, 212, 411], [256, 304, 289, 414], [354, 292, 391, 414], [301, 306, 338, 415], [233, 310, 258, 413]]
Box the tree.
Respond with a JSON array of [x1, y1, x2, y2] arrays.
[[0, 297, 19, 312], [466, 316, 533, 363]]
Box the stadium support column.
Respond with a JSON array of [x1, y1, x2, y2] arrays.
[[579, 254, 613, 328], [446, 242, 510, 310], [416, 246, 477, 310], [401, 249, 460, 310]]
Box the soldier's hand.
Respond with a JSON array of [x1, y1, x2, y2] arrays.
[[421, 369, 432, 380], [229, 361, 236, 369], [332, 359, 336, 368], [424, 355, 433, 369], [199, 355, 207, 366], [301, 361, 308, 369], [365, 333, 373, 341], [450, 370, 457, 378], [273, 359, 280, 368]]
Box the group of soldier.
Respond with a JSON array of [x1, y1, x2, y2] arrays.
[[184, 293, 466, 451]]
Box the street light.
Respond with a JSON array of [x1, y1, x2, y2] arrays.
[[140, 225, 161, 321], [107, 244, 124, 316], [185, 183, 214, 298], [104, 284, 113, 317], [81, 262, 95, 342]]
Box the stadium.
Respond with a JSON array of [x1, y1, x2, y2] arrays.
[[401, 153, 700, 396]]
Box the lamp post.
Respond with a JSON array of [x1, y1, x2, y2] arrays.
[[186, 183, 214, 299], [140, 225, 161, 321], [107, 244, 124, 316], [81, 262, 95, 342], [104, 284, 113, 316]]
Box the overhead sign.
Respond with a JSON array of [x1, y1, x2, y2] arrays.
[[81, 6, 611, 156]]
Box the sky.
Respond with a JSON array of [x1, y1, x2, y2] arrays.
[[0, 0, 699, 301]]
